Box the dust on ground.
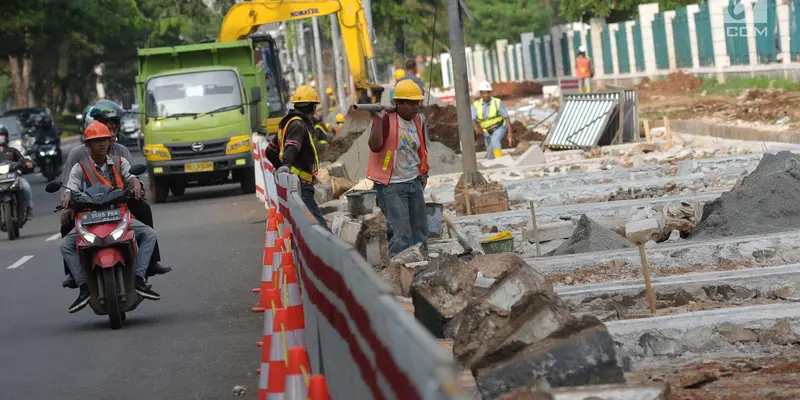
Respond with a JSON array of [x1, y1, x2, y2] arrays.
[[423, 104, 545, 154], [638, 71, 704, 100], [630, 351, 800, 399]]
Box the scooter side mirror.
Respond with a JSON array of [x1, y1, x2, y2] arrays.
[[129, 164, 147, 176], [45, 181, 62, 193]]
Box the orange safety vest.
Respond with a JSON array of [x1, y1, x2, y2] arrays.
[[367, 113, 429, 185], [576, 57, 592, 78], [79, 156, 124, 189]]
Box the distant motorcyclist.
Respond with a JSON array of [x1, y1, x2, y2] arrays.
[[0, 124, 34, 216], [61, 100, 170, 289]]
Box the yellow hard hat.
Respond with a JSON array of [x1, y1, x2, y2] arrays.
[[335, 113, 344, 123], [394, 69, 406, 81], [307, 74, 313, 80], [326, 87, 333, 95], [393, 80, 424, 101], [343, 83, 348, 89], [292, 85, 320, 104]]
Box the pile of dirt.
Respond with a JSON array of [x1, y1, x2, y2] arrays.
[[547, 215, 636, 256], [638, 71, 704, 99], [423, 105, 545, 154], [320, 130, 364, 162], [491, 81, 544, 100], [691, 151, 800, 239], [691, 90, 800, 123]]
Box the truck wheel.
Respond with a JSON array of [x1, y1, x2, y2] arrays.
[[240, 168, 256, 194], [170, 181, 186, 197], [150, 176, 169, 204]]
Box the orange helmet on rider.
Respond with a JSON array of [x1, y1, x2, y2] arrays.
[[83, 121, 114, 142]]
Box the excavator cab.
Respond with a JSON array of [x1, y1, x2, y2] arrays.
[[250, 32, 289, 134]]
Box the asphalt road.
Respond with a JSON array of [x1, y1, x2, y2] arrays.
[[0, 145, 265, 399]]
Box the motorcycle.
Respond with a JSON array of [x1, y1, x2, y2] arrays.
[[29, 136, 62, 181], [0, 162, 30, 240], [45, 164, 149, 329]]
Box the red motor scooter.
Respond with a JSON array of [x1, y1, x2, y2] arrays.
[[46, 164, 149, 329]]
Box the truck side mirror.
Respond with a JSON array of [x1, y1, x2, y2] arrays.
[[250, 86, 262, 104], [122, 92, 134, 110]]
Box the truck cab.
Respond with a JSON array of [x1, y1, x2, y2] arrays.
[[135, 40, 267, 202]]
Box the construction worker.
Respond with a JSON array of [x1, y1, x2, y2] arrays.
[[471, 81, 513, 160], [269, 85, 329, 229], [312, 110, 333, 143], [389, 69, 406, 102], [397, 58, 425, 91], [367, 80, 429, 257], [325, 87, 337, 113], [343, 83, 350, 96], [576, 46, 593, 93], [334, 113, 345, 136]]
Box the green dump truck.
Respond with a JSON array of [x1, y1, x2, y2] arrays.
[[132, 39, 267, 203]]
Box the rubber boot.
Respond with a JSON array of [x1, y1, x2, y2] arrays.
[[492, 149, 503, 159]]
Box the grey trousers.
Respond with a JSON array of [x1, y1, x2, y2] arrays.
[[61, 219, 156, 286]]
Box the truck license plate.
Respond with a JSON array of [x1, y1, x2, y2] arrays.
[[184, 162, 214, 173]]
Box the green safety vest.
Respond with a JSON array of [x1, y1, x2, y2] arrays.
[[473, 97, 504, 132]]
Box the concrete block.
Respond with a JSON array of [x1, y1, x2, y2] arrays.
[[314, 184, 333, 205], [331, 177, 355, 199], [474, 320, 625, 398], [338, 218, 363, 245], [364, 236, 383, 266], [399, 260, 428, 296], [625, 218, 662, 245], [411, 254, 477, 338], [523, 221, 576, 243], [478, 154, 516, 169], [393, 243, 425, 264], [514, 144, 546, 167]]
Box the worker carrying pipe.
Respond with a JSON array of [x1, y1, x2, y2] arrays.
[[575, 45, 594, 94], [471, 81, 513, 160], [365, 80, 430, 257]]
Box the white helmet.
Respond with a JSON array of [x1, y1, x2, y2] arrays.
[[578, 45, 587, 53], [478, 81, 492, 92]]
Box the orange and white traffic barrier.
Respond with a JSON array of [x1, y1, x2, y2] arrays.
[[255, 288, 282, 347], [274, 252, 301, 309], [260, 307, 303, 400], [253, 237, 286, 297], [253, 218, 283, 294], [284, 347, 310, 400], [307, 375, 330, 400]]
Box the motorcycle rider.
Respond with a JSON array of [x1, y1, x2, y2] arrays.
[[61, 121, 161, 313], [61, 100, 170, 289], [0, 124, 34, 216]]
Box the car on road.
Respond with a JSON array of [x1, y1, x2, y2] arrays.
[[119, 107, 142, 150]]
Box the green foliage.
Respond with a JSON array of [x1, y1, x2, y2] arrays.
[[559, 0, 696, 23], [463, 0, 555, 48]]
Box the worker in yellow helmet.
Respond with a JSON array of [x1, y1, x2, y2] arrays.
[[325, 87, 336, 113], [266, 85, 329, 229], [334, 113, 345, 136], [472, 81, 513, 160], [389, 69, 407, 102], [367, 79, 430, 256]]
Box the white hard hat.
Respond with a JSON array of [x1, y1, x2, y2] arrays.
[[478, 81, 492, 92], [578, 45, 587, 53]]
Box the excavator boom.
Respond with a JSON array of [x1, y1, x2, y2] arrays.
[[219, 0, 376, 94]]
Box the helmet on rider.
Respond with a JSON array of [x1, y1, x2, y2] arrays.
[[83, 121, 114, 142], [0, 124, 8, 145], [87, 100, 124, 137]]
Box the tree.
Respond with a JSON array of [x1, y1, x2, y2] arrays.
[[462, 0, 556, 48], [559, 0, 696, 23]]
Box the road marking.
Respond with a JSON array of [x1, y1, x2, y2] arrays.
[[7, 255, 33, 270], [46, 233, 60, 241]]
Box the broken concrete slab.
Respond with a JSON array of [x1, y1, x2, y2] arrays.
[[625, 218, 663, 245], [339, 218, 363, 245], [523, 221, 576, 243], [399, 261, 428, 296], [513, 144, 546, 167], [314, 184, 333, 205], [548, 215, 635, 256], [331, 176, 355, 199], [315, 161, 350, 184], [478, 154, 516, 169], [411, 254, 477, 338], [393, 243, 426, 264], [500, 383, 670, 400], [474, 317, 625, 398]]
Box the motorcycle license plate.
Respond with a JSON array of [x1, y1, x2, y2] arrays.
[[81, 209, 122, 225], [184, 162, 214, 173], [0, 173, 14, 182]]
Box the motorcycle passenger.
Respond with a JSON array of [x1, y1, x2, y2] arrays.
[[61, 122, 161, 313], [0, 124, 34, 216], [61, 100, 170, 289]]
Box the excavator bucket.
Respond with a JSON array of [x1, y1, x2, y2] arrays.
[[341, 108, 373, 136]]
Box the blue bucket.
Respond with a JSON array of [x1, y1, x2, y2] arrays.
[[426, 202, 444, 238]]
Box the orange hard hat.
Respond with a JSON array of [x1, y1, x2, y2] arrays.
[[83, 121, 113, 142]]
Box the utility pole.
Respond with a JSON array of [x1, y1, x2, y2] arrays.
[[312, 17, 327, 116], [446, 0, 481, 181], [297, 21, 310, 85], [330, 14, 347, 113]]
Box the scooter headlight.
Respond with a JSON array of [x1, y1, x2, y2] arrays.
[[76, 219, 98, 245], [110, 212, 130, 242]]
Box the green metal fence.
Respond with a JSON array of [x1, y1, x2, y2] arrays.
[[792, 0, 800, 60], [539, 39, 549, 77], [512, 45, 520, 80], [615, 23, 632, 73], [549, 37, 557, 76], [652, 13, 670, 69], [601, 24, 615, 74], [490, 50, 498, 81], [631, 22, 645, 71], [754, 0, 780, 63], [529, 41, 539, 78], [725, 0, 751, 65], [573, 32, 582, 57], [694, 3, 716, 66], [672, 8, 694, 68], [561, 32, 572, 76], [586, 29, 594, 61]]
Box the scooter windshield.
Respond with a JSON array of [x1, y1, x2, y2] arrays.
[[73, 185, 127, 211]]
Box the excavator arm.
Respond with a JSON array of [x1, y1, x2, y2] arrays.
[[219, 0, 378, 97]]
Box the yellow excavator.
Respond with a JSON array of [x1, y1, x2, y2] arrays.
[[218, 0, 385, 134]]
